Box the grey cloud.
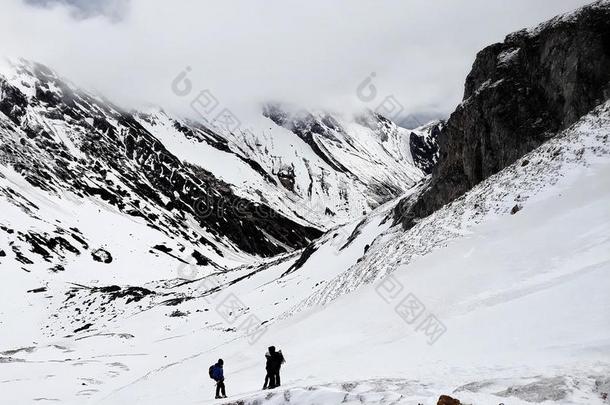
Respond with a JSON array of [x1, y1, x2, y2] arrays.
[[2, 0, 597, 123], [23, 0, 129, 20]]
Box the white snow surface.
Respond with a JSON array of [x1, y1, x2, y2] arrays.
[[1, 93, 609, 405]]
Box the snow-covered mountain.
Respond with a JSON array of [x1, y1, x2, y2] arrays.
[[1, 1, 610, 404], [134, 103, 432, 231], [0, 58, 436, 278], [0, 61, 325, 268]]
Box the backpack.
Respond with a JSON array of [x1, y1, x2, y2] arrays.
[[209, 365, 215, 379]]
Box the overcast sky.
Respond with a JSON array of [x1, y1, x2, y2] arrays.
[[0, 0, 596, 122]]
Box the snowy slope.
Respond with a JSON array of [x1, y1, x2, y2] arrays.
[[1, 95, 608, 405]]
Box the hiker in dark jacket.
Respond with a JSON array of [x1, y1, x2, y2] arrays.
[[263, 349, 273, 389], [210, 359, 226, 399], [263, 346, 285, 389]]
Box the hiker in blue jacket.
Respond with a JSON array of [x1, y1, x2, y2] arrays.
[[209, 359, 227, 399]]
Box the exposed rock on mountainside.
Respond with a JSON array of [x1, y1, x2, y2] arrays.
[[437, 395, 461, 405], [91, 248, 112, 264], [409, 120, 442, 175], [398, 0, 610, 227]]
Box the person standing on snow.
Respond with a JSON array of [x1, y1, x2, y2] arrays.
[[209, 359, 227, 399], [263, 346, 275, 390], [263, 346, 285, 389], [263, 349, 273, 389]]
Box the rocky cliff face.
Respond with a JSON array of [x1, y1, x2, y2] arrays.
[[397, 0, 610, 226]]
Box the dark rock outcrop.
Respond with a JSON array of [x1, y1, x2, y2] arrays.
[[73, 323, 93, 333], [409, 122, 442, 174], [27, 287, 47, 293], [277, 165, 296, 191], [91, 248, 113, 264], [397, 1, 610, 227], [437, 395, 461, 405], [510, 204, 522, 215]]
